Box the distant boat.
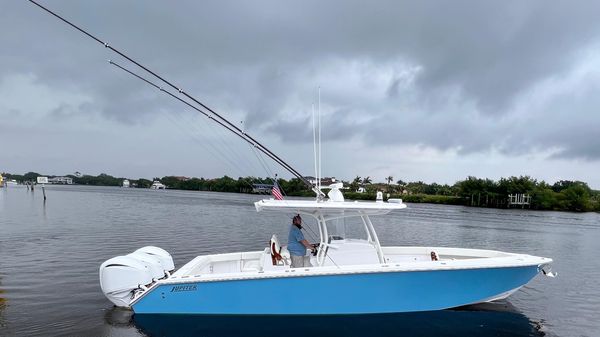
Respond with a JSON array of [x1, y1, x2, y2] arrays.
[[5, 179, 18, 187], [150, 181, 166, 190], [122, 179, 130, 188]]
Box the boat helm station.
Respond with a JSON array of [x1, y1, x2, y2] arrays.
[[259, 183, 400, 269]]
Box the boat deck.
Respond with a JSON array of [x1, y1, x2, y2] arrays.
[[171, 242, 521, 279]]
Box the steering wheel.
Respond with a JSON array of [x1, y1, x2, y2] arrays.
[[311, 243, 320, 256]]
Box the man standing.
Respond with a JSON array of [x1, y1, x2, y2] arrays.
[[287, 214, 315, 268]]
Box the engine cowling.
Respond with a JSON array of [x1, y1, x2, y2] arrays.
[[99, 256, 154, 307], [126, 252, 165, 280], [99, 246, 175, 307], [135, 246, 175, 272]]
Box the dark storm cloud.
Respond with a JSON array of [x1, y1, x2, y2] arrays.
[[2, 0, 600, 161]]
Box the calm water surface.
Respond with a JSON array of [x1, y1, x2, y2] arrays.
[[0, 185, 598, 336]]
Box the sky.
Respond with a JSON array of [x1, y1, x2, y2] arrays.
[[1, 1, 599, 188]]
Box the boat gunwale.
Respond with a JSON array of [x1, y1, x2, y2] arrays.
[[162, 255, 551, 283]]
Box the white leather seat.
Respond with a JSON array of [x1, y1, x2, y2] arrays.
[[270, 235, 290, 266]]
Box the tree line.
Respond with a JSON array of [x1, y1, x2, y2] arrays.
[[1, 172, 306, 195], [358, 175, 600, 212], [3, 172, 598, 212]]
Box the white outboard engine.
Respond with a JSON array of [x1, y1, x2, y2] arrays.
[[99, 246, 175, 307], [99, 256, 154, 307], [135, 246, 175, 273], [126, 252, 165, 280]]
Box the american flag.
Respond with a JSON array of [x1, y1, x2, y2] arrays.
[[271, 180, 284, 200]]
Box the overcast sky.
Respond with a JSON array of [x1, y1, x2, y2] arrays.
[[1, 1, 599, 188]]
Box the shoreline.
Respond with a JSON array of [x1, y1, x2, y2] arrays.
[[23, 183, 600, 213]]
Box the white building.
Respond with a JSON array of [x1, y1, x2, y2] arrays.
[[304, 176, 336, 186], [48, 176, 73, 185]]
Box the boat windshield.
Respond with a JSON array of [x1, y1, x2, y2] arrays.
[[326, 217, 369, 242]]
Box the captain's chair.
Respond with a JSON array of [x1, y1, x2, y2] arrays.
[[269, 235, 291, 266]]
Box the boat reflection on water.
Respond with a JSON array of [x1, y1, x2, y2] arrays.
[[103, 306, 135, 328], [112, 301, 544, 337]]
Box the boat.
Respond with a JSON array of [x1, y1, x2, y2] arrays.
[[99, 183, 554, 315], [0, 174, 3, 188], [150, 181, 166, 190], [122, 179, 130, 188], [4, 179, 18, 187]]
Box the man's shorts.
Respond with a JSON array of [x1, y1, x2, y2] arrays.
[[291, 255, 308, 268]]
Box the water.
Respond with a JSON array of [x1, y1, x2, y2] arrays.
[[0, 185, 598, 337]]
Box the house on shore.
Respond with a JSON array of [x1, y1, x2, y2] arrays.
[[48, 176, 73, 185], [304, 176, 337, 186]]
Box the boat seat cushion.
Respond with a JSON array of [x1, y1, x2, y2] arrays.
[[269, 235, 290, 265]]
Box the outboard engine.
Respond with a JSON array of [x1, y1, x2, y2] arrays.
[[126, 252, 165, 280], [99, 246, 175, 307], [99, 256, 154, 307], [135, 246, 175, 273]]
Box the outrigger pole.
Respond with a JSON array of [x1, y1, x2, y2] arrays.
[[29, 0, 324, 197], [108, 60, 316, 193]]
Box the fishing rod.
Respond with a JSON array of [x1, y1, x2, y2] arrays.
[[29, 0, 324, 197], [107, 59, 299, 179]]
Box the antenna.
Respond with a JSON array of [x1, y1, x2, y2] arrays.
[[312, 102, 318, 198], [318, 86, 322, 194]]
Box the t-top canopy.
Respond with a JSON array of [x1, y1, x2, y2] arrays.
[[254, 199, 406, 219]]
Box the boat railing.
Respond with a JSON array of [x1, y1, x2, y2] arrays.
[[360, 214, 385, 263]]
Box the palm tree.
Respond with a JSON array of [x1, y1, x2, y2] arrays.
[[386, 176, 394, 192], [362, 176, 372, 185], [350, 176, 362, 191]]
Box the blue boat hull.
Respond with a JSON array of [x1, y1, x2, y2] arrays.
[[133, 265, 539, 315]]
